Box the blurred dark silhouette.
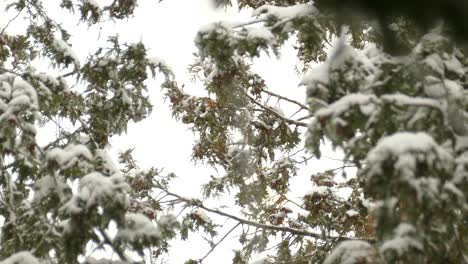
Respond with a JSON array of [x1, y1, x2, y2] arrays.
[[212, 0, 468, 54], [315, 0, 468, 54]]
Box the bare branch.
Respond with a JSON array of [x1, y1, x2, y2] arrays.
[[0, 9, 23, 36], [241, 90, 308, 127], [198, 223, 240, 263], [158, 187, 356, 242], [98, 228, 129, 262], [261, 89, 309, 111]]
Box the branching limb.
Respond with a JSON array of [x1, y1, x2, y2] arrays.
[[157, 187, 355, 242], [241, 90, 308, 127], [98, 228, 129, 262], [0, 67, 22, 76], [261, 89, 309, 111]]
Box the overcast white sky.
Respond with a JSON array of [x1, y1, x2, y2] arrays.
[[0, 1, 348, 262]]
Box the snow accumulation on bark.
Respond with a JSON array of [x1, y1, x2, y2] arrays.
[[0, 251, 40, 264], [252, 3, 317, 21]]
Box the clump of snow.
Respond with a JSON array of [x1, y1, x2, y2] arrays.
[[423, 76, 445, 98], [444, 55, 464, 76], [305, 186, 330, 197], [246, 27, 275, 45], [380, 93, 440, 109], [61, 172, 128, 214], [253, 3, 317, 21], [46, 144, 92, 169], [328, 44, 359, 69], [315, 93, 378, 118], [423, 53, 444, 75], [0, 251, 40, 264], [32, 73, 57, 94], [442, 181, 464, 200], [52, 38, 80, 67], [192, 208, 211, 223], [300, 63, 330, 87], [0, 76, 40, 125], [147, 57, 168, 68], [147, 56, 174, 78], [443, 79, 463, 98], [380, 223, 423, 257], [84, 258, 126, 264], [408, 177, 441, 202], [195, 22, 235, 59], [78, 172, 127, 207], [95, 149, 118, 175], [301, 44, 384, 102], [32, 175, 56, 202], [364, 132, 453, 179], [304, 186, 341, 201], [33, 175, 71, 204], [36, 73, 60, 87], [345, 209, 359, 218], [249, 255, 274, 264], [324, 240, 379, 264], [84, 0, 100, 10], [116, 213, 161, 242], [157, 214, 179, 232], [12, 78, 39, 108], [300, 44, 359, 90], [414, 32, 447, 54], [454, 152, 468, 184], [196, 22, 234, 44]]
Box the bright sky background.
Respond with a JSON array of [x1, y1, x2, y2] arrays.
[[0, 1, 348, 262]]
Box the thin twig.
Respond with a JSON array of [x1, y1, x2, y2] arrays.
[[296, 114, 313, 121], [0, 9, 23, 36], [261, 89, 309, 111], [198, 223, 240, 263], [241, 90, 308, 127]]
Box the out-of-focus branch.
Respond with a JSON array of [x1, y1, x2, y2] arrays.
[[98, 228, 129, 262]]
